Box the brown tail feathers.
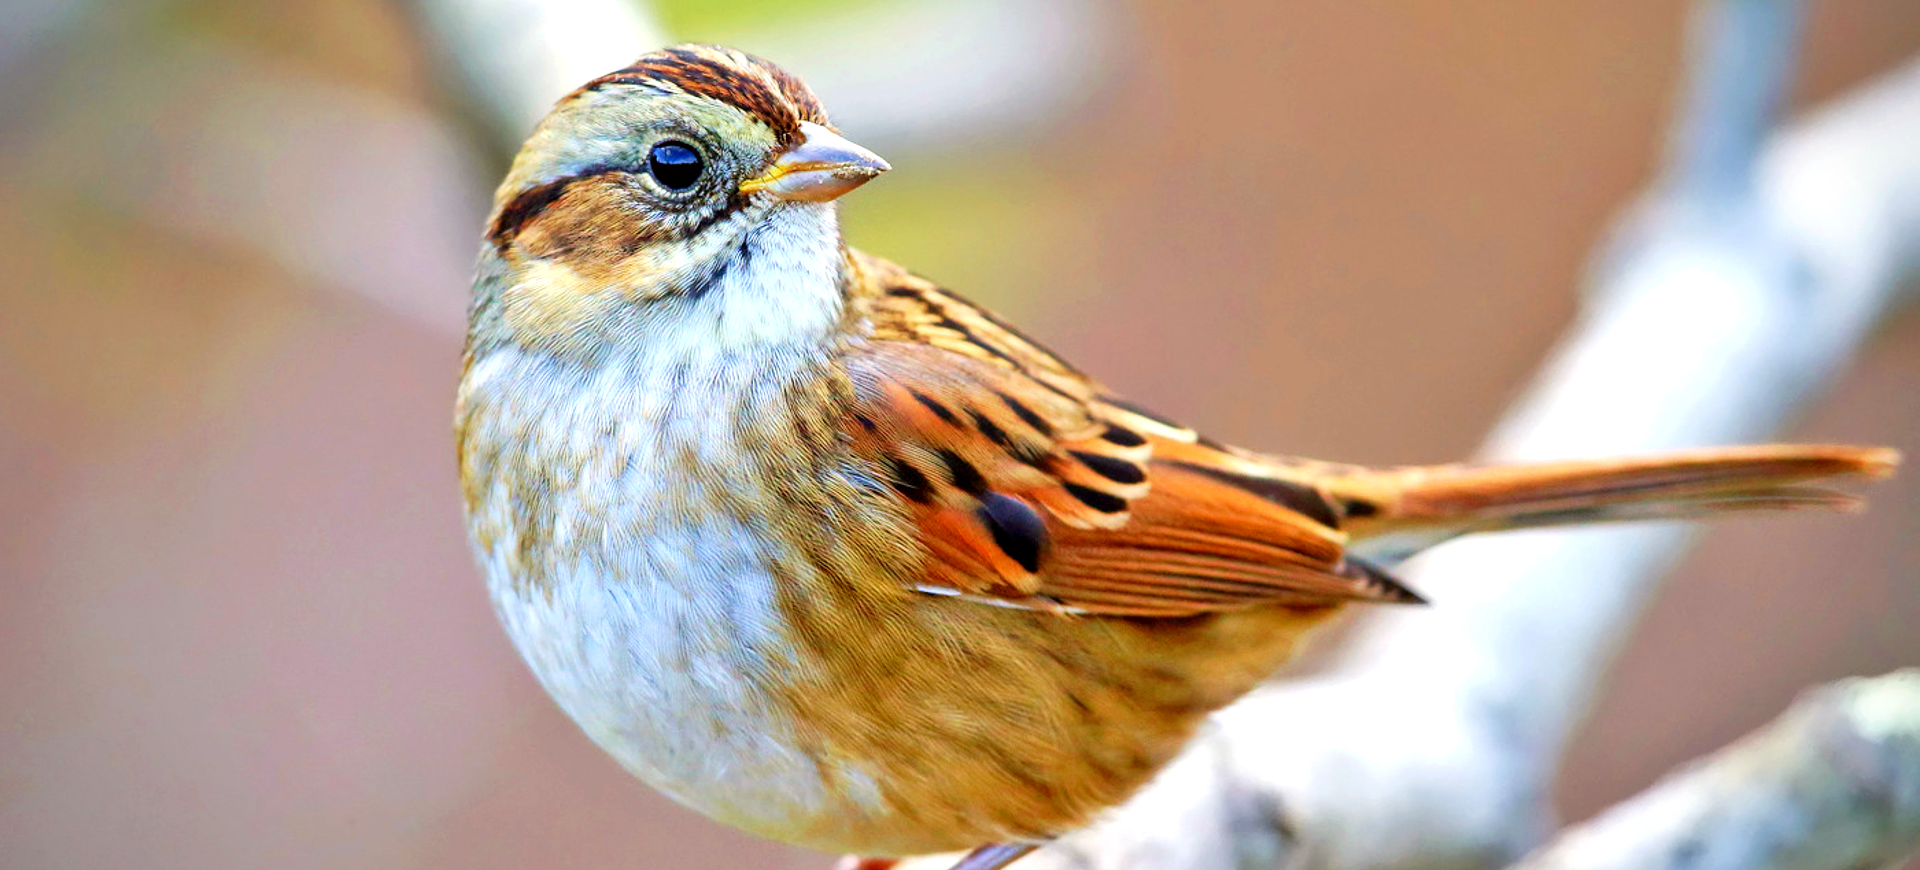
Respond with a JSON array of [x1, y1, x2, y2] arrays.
[[1329, 445, 1899, 562]]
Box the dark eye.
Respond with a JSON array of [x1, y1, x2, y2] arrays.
[[647, 141, 704, 191]]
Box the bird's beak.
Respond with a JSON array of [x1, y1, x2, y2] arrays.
[[740, 121, 889, 203]]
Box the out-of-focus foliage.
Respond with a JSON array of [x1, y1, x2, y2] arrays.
[[653, 0, 884, 40]]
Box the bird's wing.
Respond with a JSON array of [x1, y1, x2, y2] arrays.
[[844, 252, 1420, 617]]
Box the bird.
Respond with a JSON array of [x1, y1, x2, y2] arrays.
[[455, 44, 1899, 870]]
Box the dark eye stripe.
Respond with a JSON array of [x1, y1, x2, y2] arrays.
[[490, 163, 761, 260], [487, 163, 625, 252]]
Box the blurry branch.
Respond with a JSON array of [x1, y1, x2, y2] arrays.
[[1666, 0, 1800, 203], [0, 0, 96, 80], [402, 0, 1110, 160], [1511, 670, 1920, 870], [20, 34, 487, 334], [896, 0, 1920, 868], [401, 0, 665, 160], [706, 0, 1110, 156]]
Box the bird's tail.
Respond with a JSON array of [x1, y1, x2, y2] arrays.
[[1321, 445, 1899, 561]]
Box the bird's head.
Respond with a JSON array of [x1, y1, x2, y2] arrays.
[[471, 45, 888, 360]]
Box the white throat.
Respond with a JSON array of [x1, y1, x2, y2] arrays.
[[655, 201, 846, 364]]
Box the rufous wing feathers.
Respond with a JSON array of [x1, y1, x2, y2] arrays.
[[844, 249, 1900, 618]]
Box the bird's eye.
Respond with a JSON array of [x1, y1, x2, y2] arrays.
[[646, 141, 704, 191]]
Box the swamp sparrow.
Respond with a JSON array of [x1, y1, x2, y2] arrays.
[[455, 45, 1898, 870]]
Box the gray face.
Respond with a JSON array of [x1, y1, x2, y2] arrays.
[[469, 83, 847, 362], [493, 85, 791, 247]]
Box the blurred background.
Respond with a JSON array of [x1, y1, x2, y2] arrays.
[[2, 1, 1916, 868]]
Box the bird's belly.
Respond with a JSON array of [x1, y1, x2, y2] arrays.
[[478, 521, 1326, 857], [480, 521, 888, 851]]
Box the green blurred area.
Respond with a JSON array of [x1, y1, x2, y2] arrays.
[[652, 0, 883, 42], [844, 159, 1085, 320]]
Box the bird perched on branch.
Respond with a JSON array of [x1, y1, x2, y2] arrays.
[[455, 44, 1899, 870]]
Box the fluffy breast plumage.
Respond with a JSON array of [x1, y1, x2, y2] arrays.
[[456, 343, 896, 843]]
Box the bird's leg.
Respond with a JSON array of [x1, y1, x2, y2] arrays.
[[948, 843, 1039, 870], [831, 843, 1037, 870], [832, 857, 898, 870]]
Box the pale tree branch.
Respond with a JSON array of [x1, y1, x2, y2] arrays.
[[402, 0, 666, 155], [400, 0, 1109, 160], [1512, 670, 1920, 870], [895, 2, 1920, 868]]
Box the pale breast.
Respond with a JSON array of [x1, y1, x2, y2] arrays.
[[482, 535, 888, 845], [459, 346, 891, 848]]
